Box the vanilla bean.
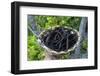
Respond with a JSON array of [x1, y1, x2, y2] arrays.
[[40, 27, 78, 52]]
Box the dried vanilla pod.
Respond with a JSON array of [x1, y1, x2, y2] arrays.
[[40, 27, 78, 52]]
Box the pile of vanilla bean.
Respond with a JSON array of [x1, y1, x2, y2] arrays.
[[40, 27, 78, 52]]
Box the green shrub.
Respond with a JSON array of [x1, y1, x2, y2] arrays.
[[28, 35, 45, 60], [81, 39, 88, 53], [35, 16, 81, 31]]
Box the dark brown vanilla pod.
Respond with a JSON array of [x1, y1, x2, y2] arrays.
[[39, 26, 80, 54]]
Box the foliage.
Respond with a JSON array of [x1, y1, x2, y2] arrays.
[[35, 16, 81, 31], [60, 53, 70, 59], [80, 39, 88, 53], [28, 35, 45, 60]]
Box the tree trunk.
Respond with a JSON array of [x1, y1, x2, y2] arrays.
[[70, 17, 87, 59]]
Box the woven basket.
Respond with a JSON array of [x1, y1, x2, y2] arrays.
[[38, 26, 80, 55]]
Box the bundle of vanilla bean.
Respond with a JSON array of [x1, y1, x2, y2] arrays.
[[40, 27, 78, 52]]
